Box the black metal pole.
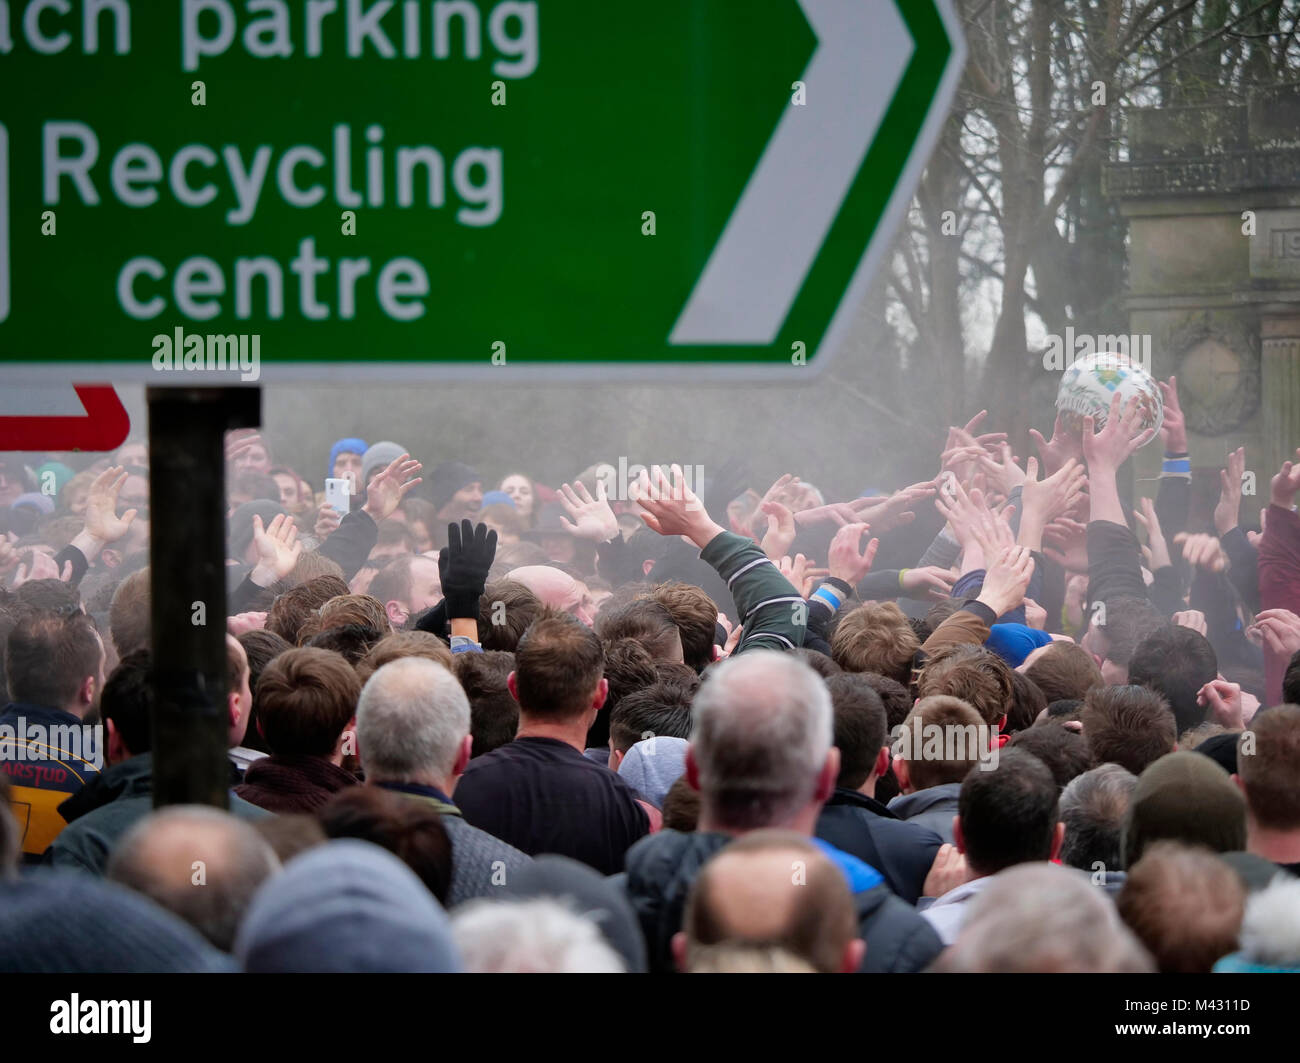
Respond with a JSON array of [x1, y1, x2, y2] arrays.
[[147, 386, 261, 809]]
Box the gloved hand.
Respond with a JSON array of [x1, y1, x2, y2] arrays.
[[439, 519, 498, 619]]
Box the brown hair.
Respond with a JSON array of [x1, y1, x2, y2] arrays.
[[299, 594, 391, 644], [648, 582, 719, 673], [1117, 841, 1245, 973], [916, 645, 1014, 726], [897, 695, 985, 791], [4, 610, 101, 709], [830, 602, 920, 683], [287, 551, 346, 585], [255, 647, 360, 756], [1237, 704, 1300, 830], [453, 650, 519, 757], [356, 631, 454, 684], [1081, 685, 1176, 776], [662, 775, 700, 832], [317, 786, 453, 903], [476, 579, 543, 651], [595, 599, 681, 660], [1025, 642, 1104, 704], [265, 575, 349, 644], [514, 614, 605, 721], [109, 568, 151, 656]]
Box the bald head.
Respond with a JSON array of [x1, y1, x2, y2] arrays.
[[690, 651, 835, 831], [356, 657, 471, 787], [680, 830, 861, 973], [107, 805, 279, 951], [505, 566, 591, 624]]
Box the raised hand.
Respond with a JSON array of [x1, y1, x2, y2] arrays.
[[1269, 448, 1300, 509], [361, 453, 423, 522], [901, 565, 957, 602], [827, 522, 878, 587], [1028, 412, 1085, 478], [1134, 497, 1171, 571], [1019, 457, 1087, 550], [854, 481, 936, 532], [83, 465, 139, 544], [977, 544, 1034, 617], [1173, 532, 1227, 574], [779, 553, 828, 598], [227, 611, 267, 636], [1158, 375, 1186, 454], [1083, 393, 1158, 472], [1172, 609, 1208, 637], [1042, 516, 1089, 573], [1215, 447, 1246, 535], [760, 500, 797, 561], [636, 465, 725, 547], [1197, 677, 1244, 729], [13, 551, 73, 586], [1248, 608, 1300, 658], [314, 503, 342, 540], [978, 443, 1027, 496], [557, 480, 620, 543], [250, 512, 302, 586], [438, 519, 498, 620]]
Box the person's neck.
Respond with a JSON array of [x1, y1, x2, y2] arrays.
[[57, 702, 89, 720], [697, 804, 820, 837], [856, 776, 878, 799], [1247, 821, 1300, 864], [515, 716, 590, 752], [377, 773, 454, 796]]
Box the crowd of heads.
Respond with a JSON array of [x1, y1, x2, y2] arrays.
[[3, 391, 1300, 974]]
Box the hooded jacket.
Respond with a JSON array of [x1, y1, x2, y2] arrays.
[[816, 788, 945, 904], [888, 783, 962, 844], [47, 753, 269, 874], [623, 830, 944, 974]]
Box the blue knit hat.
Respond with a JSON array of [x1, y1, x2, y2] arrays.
[[328, 437, 367, 479]]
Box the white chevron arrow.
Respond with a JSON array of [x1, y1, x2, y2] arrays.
[[670, 0, 914, 346]]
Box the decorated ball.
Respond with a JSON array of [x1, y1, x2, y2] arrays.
[[1055, 352, 1163, 440]]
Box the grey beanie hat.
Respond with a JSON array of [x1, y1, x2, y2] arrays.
[[234, 839, 461, 973], [361, 441, 408, 490]]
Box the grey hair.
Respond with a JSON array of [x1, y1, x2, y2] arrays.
[[1059, 763, 1138, 872], [106, 805, 280, 952], [451, 898, 625, 973], [357, 657, 470, 783], [690, 650, 833, 830], [936, 863, 1154, 973]]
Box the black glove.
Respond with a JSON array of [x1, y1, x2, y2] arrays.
[[439, 520, 498, 620]]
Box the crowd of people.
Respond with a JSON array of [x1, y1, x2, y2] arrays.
[[2, 377, 1300, 974]]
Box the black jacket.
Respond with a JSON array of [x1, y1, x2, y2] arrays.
[[815, 788, 944, 905], [623, 830, 944, 973]]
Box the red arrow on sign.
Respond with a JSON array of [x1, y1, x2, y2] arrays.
[[0, 385, 130, 451]]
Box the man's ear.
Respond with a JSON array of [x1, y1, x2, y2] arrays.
[[227, 690, 242, 729], [685, 746, 701, 791], [100, 548, 122, 570], [814, 747, 839, 804], [592, 676, 609, 714], [671, 931, 689, 973], [953, 816, 965, 855], [1232, 772, 1246, 796], [506, 671, 519, 702], [892, 755, 912, 793], [843, 939, 867, 974], [611, 747, 626, 771], [385, 600, 409, 627], [1049, 820, 1065, 862], [105, 717, 129, 763], [77, 673, 96, 708], [453, 733, 472, 778], [642, 559, 655, 577], [873, 745, 891, 782]]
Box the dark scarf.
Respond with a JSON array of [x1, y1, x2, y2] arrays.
[[234, 753, 357, 813]]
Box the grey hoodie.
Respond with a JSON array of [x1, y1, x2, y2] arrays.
[[888, 783, 962, 844]]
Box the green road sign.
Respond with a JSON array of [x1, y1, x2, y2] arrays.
[[0, 0, 964, 381]]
